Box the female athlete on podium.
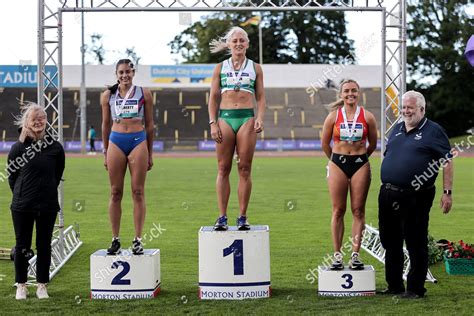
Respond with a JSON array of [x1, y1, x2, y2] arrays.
[[207, 27, 266, 231], [321, 79, 377, 270], [101, 59, 154, 255]]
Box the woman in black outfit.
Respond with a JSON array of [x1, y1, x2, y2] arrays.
[[8, 104, 65, 300]]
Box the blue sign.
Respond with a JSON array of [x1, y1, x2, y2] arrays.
[[198, 141, 216, 151], [0, 65, 58, 88], [151, 65, 214, 79], [297, 140, 322, 150]]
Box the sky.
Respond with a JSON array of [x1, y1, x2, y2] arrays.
[[0, 1, 386, 66], [0, 1, 472, 67]]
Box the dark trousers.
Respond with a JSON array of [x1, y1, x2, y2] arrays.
[[11, 211, 57, 283], [90, 138, 96, 152], [378, 185, 435, 296]]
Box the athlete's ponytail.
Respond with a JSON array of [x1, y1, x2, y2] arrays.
[[327, 99, 345, 111], [108, 81, 119, 94], [210, 26, 249, 54]]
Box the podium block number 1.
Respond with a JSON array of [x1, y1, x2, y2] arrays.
[[111, 261, 131, 285], [223, 239, 244, 275]]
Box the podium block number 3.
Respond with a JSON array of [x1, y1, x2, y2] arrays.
[[341, 274, 353, 289], [111, 261, 131, 285], [223, 239, 244, 275]]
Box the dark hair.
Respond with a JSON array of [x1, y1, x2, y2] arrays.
[[108, 59, 135, 93]]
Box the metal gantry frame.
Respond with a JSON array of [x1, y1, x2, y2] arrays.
[[37, 0, 406, 279]]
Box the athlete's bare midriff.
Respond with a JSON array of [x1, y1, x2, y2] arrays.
[[111, 119, 144, 133], [220, 90, 255, 109], [332, 141, 367, 156]]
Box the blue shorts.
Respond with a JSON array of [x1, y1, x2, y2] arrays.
[[109, 130, 146, 156]]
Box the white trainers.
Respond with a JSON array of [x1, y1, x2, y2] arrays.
[[36, 283, 49, 299], [16, 283, 28, 300], [348, 252, 364, 270], [330, 252, 344, 270]]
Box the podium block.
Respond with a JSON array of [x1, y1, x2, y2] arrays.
[[90, 249, 160, 299], [198, 226, 271, 300], [318, 265, 375, 297]]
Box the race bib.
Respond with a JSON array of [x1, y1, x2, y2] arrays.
[[339, 122, 364, 141], [116, 99, 139, 118]]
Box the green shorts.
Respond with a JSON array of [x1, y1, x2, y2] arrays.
[[219, 108, 255, 134]]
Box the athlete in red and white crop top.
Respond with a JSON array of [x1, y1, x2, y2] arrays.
[[332, 106, 369, 144]]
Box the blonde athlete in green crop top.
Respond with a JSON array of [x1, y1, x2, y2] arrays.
[[208, 26, 266, 231]]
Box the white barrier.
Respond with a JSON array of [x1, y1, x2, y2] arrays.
[[361, 225, 437, 283]]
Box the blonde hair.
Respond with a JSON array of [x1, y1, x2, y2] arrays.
[[14, 103, 47, 142], [210, 26, 249, 54], [327, 79, 360, 111]]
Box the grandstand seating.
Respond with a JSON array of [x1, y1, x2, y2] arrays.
[[0, 87, 381, 142]]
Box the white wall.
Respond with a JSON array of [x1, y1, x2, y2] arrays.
[[63, 64, 383, 89]]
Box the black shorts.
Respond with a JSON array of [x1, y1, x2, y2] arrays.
[[331, 153, 369, 178]]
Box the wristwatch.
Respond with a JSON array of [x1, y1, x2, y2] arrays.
[[209, 119, 216, 125], [443, 189, 452, 195]]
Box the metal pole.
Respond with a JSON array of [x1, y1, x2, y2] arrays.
[[80, 0, 87, 153], [381, 8, 387, 157], [37, 0, 44, 105], [400, 0, 407, 98], [258, 15, 263, 64], [58, 10, 65, 258]]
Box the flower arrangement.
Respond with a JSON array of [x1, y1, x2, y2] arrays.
[[427, 235, 444, 265], [445, 240, 474, 259], [443, 240, 474, 275]]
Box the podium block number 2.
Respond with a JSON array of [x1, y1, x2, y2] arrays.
[[111, 261, 131, 285], [223, 239, 244, 275], [341, 273, 353, 289]]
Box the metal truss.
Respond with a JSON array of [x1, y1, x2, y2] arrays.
[[362, 225, 437, 283], [39, 0, 405, 146], [37, 0, 405, 278], [23, 225, 83, 285]]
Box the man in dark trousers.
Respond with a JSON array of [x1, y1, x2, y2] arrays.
[[88, 125, 96, 152], [378, 90, 453, 299]]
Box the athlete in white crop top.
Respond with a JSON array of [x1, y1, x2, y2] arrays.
[[100, 59, 154, 255], [208, 26, 266, 231]]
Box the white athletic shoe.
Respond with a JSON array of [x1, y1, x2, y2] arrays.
[[16, 283, 28, 300], [36, 283, 49, 299], [330, 252, 344, 270]]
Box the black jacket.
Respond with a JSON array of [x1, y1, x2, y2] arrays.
[[7, 134, 65, 212]]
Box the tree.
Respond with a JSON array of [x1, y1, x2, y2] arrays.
[[85, 33, 107, 64], [168, 1, 354, 64], [407, 0, 474, 136], [124, 47, 141, 66]]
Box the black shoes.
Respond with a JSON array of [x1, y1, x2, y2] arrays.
[[330, 252, 344, 270], [377, 288, 405, 295], [377, 288, 424, 299], [132, 238, 144, 255], [214, 215, 228, 231], [237, 216, 250, 231], [107, 237, 144, 255], [399, 291, 424, 299], [348, 252, 364, 270], [107, 237, 121, 255]]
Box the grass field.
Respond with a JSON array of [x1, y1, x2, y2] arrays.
[[0, 155, 473, 315]]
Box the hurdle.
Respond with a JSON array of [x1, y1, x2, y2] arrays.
[[0, 248, 12, 260], [24, 224, 82, 284], [361, 224, 437, 283]]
